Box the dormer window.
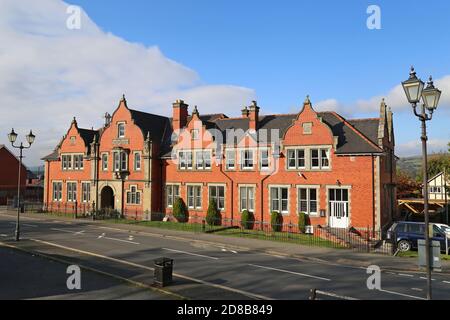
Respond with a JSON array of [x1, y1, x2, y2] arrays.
[[118, 123, 125, 138]]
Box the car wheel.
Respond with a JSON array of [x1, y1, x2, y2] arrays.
[[397, 240, 411, 252]]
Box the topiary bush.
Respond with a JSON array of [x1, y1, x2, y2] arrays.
[[173, 198, 188, 223], [240, 210, 255, 230], [206, 199, 222, 226], [298, 212, 310, 233], [270, 211, 283, 232]]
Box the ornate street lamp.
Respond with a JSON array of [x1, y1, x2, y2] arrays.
[[7, 128, 36, 241], [402, 67, 441, 300]]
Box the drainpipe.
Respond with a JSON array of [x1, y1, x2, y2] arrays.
[[260, 151, 278, 226], [371, 153, 376, 234], [95, 142, 99, 213], [219, 161, 234, 220], [45, 160, 50, 209]]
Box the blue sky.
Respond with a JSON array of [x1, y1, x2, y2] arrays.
[[0, 0, 449, 165], [68, 0, 450, 153]]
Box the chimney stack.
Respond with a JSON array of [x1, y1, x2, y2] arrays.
[[248, 100, 260, 131], [172, 99, 189, 131]]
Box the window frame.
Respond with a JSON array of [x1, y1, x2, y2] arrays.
[[134, 152, 142, 171], [187, 184, 202, 209], [239, 185, 255, 212], [297, 186, 319, 216], [102, 153, 108, 171], [52, 182, 62, 202], [270, 186, 289, 215], [166, 184, 180, 208], [81, 182, 91, 203], [126, 185, 141, 205], [209, 185, 225, 211], [226, 149, 236, 170], [66, 182, 77, 203], [241, 149, 254, 170], [117, 122, 125, 138]]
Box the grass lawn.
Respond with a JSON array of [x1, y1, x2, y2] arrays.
[[102, 218, 342, 248], [213, 227, 344, 249], [34, 212, 344, 249], [397, 250, 450, 261]]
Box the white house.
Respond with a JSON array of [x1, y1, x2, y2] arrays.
[[427, 171, 449, 201]]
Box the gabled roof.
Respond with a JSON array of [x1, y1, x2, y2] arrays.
[[42, 150, 59, 161], [348, 118, 380, 146], [129, 109, 172, 144]]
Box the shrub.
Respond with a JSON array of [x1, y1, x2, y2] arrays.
[[240, 210, 255, 230], [270, 211, 283, 232], [206, 199, 221, 226], [298, 212, 310, 233], [173, 198, 188, 223]]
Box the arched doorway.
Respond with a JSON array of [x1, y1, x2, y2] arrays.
[[101, 186, 115, 210]]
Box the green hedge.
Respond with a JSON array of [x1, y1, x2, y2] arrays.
[[298, 212, 310, 233], [270, 211, 283, 232], [206, 199, 222, 226], [240, 210, 255, 230], [173, 198, 188, 223]]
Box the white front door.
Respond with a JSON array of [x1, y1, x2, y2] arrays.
[[329, 189, 349, 228]]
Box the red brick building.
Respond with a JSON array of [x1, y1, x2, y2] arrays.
[[0, 145, 27, 205], [43, 95, 397, 230]]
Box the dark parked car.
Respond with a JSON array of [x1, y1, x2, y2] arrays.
[[387, 221, 450, 254]]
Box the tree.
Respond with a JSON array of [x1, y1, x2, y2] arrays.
[[173, 198, 188, 223], [206, 199, 221, 226], [397, 170, 422, 199], [417, 153, 450, 182]]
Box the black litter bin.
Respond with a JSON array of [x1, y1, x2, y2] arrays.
[[154, 257, 173, 287]]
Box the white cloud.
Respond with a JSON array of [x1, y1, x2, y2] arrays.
[[0, 0, 255, 166], [396, 139, 449, 157]]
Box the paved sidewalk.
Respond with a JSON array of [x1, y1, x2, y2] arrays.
[[3, 211, 450, 273]]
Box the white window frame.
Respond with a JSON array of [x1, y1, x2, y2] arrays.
[[241, 149, 254, 170], [209, 184, 225, 211], [81, 182, 91, 203], [226, 149, 235, 170], [259, 149, 270, 170], [134, 152, 142, 171], [187, 184, 202, 209], [311, 148, 330, 170], [126, 185, 141, 205], [52, 181, 62, 202], [118, 122, 125, 138], [287, 148, 306, 170], [166, 184, 180, 208], [269, 185, 289, 215], [102, 153, 108, 171], [191, 129, 199, 140], [239, 185, 255, 212], [67, 182, 77, 203], [297, 186, 319, 216]]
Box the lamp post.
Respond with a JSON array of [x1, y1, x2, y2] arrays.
[[7, 128, 36, 241], [402, 67, 441, 300]]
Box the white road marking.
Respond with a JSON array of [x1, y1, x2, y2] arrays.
[[411, 288, 423, 292], [398, 273, 414, 277], [419, 277, 436, 281], [378, 289, 426, 300], [230, 250, 238, 254], [162, 248, 219, 260], [0, 234, 7, 237], [51, 228, 81, 234], [102, 236, 140, 245], [443, 281, 450, 284], [221, 248, 227, 252], [248, 264, 331, 281], [29, 238, 272, 300]]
